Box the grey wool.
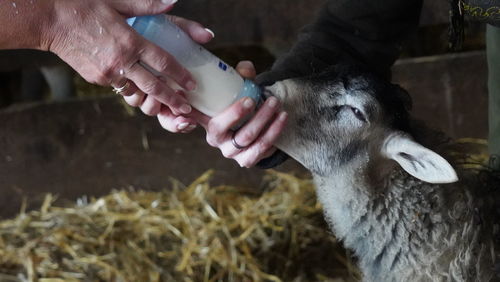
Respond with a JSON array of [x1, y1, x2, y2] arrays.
[[266, 64, 500, 281]]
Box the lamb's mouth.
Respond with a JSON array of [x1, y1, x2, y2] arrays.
[[261, 81, 289, 103]]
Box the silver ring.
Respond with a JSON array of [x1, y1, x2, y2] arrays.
[[113, 80, 131, 95], [231, 131, 246, 150]]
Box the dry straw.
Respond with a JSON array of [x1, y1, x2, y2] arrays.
[[0, 170, 359, 282], [0, 139, 491, 282]]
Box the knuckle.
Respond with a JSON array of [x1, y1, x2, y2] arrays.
[[141, 106, 156, 116], [206, 121, 223, 141], [162, 94, 177, 108], [237, 159, 252, 168], [125, 94, 145, 107], [221, 150, 232, 158], [123, 33, 137, 47], [155, 56, 171, 73], [205, 135, 217, 147], [128, 98, 143, 107], [177, 69, 191, 84], [141, 80, 163, 96], [207, 119, 217, 132], [234, 106, 248, 118], [103, 43, 138, 80], [140, 0, 157, 12], [90, 73, 108, 86], [102, 54, 122, 79], [256, 141, 271, 154], [238, 131, 255, 146], [128, 100, 140, 107]]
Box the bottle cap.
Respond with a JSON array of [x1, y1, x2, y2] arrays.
[[237, 80, 264, 108]]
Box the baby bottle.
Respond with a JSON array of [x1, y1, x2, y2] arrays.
[[127, 15, 263, 117]]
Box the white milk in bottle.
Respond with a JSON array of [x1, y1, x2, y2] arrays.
[[127, 15, 262, 117]]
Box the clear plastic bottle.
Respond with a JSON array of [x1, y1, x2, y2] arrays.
[[127, 15, 262, 117]]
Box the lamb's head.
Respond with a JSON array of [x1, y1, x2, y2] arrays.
[[266, 64, 458, 184]]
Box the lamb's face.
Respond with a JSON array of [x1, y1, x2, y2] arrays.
[[266, 66, 411, 176]]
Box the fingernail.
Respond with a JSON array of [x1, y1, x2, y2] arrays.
[[205, 28, 215, 38], [243, 97, 254, 109], [267, 96, 278, 108], [161, 0, 178, 5], [177, 122, 189, 131], [180, 104, 192, 114], [186, 80, 196, 91], [239, 60, 254, 69], [186, 124, 197, 131], [279, 111, 288, 121]]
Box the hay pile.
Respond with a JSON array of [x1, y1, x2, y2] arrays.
[[0, 171, 358, 282], [0, 139, 492, 282], [448, 138, 490, 170]]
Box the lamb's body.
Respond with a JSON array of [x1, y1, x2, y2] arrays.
[[316, 169, 499, 282], [265, 65, 500, 281]]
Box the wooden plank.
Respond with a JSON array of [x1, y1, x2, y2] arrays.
[[0, 97, 306, 218], [392, 51, 488, 139]]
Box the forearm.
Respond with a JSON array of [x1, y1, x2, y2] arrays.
[[0, 0, 54, 50], [257, 0, 423, 85]]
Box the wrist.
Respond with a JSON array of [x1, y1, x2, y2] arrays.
[[38, 0, 57, 51], [0, 0, 56, 50]]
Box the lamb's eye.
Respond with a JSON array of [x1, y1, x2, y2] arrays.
[[350, 107, 367, 122]]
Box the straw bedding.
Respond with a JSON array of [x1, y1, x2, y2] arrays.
[[0, 139, 491, 282], [0, 171, 358, 282]]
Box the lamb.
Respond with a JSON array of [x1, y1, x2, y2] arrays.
[[264, 64, 500, 282]]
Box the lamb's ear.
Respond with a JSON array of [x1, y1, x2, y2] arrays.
[[381, 133, 458, 184]]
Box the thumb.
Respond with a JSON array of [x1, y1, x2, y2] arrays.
[[236, 61, 257, 79], [109, 0, 177, 17]]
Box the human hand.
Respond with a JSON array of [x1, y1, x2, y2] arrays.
[[194, 61, 288, 168], [154, 61, 263, 134], [120, 15, 215, 117], [43, 0, 213, 116]]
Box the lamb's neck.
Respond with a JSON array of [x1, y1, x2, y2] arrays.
[[313, 167, 375, 241], [313, 159, 394, 238], [314, 166, 450, 280]]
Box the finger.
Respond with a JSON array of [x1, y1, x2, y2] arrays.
[[111, 79, 139, 97], [215, 138, 245, 159], [167, 15, 215, 44], [235, 61, 257, 79], [140, 95, 162, 116], [234, 146, 278, 166], [235, 111, 288, 168], [205, 97, 255, 145], [157, 105, 198, 133], [126, 62, 192, 114], [139, 43, 197, 92], [215, 130, 276, 161], [123, 92, 146, 107], [232, 96, 280, 148], [187, 109, 211, 128], [261, 146, 279, 159], [109, 0, 177, 17], [217, 102, 282, 161]]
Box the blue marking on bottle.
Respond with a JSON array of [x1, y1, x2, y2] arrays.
[[218, 61, 228, 71]]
